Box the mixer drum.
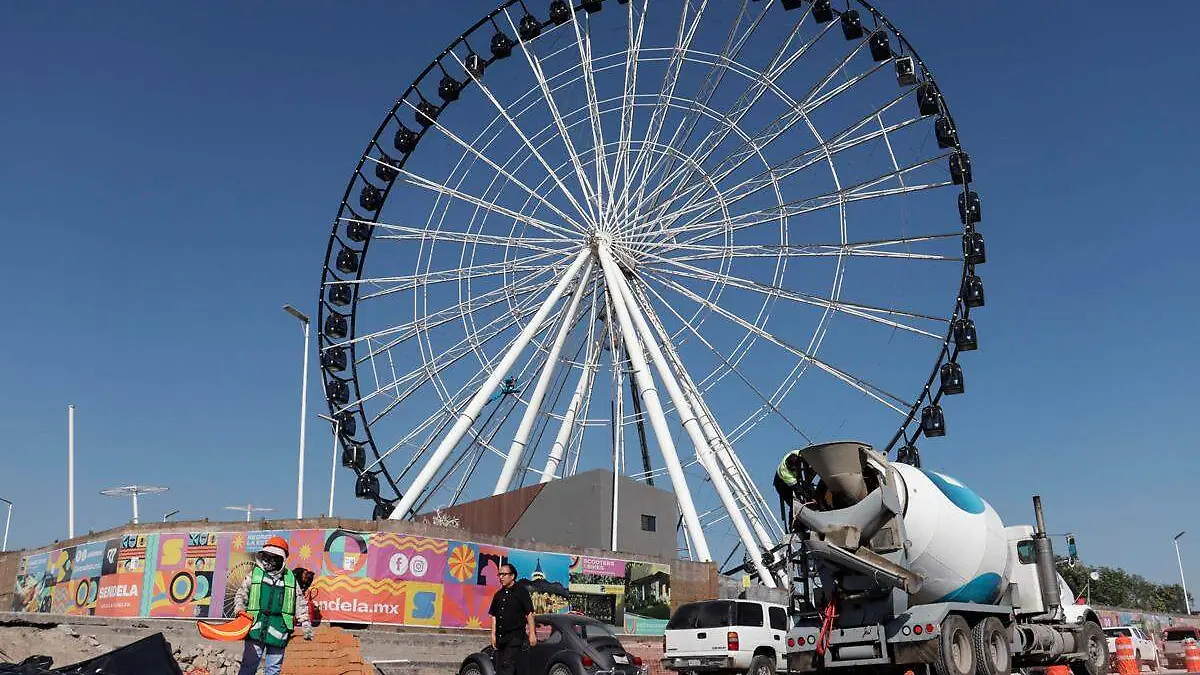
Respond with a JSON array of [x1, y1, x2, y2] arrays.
[[891, 463, 1011, 605]]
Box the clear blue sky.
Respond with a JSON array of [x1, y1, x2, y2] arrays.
[[2, 1, 1197, 589]]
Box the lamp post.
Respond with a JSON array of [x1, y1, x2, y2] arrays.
[[0, 497, 12, 552], [162, 510, 180, 522], [1175, 531, 1191, 615], [100, 485, 168, 525], [283, 304, 311, 520], [1086, 570, 1099, 605], [317, 414, 340, 518], [68, 404, 75, 539], [225, 505, 276, 522]]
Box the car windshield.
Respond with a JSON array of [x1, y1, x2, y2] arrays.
[[1104, 628, 1132, 637], [1166, 629, 1197, 641]]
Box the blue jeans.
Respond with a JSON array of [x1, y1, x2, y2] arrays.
[[237, 640, 285, 675]]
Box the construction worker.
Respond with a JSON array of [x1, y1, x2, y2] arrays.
[[234, 536, 312, 675]]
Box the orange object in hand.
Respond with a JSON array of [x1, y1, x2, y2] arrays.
[[197, 612, 253, 641]]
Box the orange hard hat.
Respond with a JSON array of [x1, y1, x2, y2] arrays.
[[262, 536, 289, 558]]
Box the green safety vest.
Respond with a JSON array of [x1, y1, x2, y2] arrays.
[[246, 566, 296, 648], [777, 449, 803, 486]]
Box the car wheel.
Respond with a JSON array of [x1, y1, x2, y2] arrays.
[[547, 664, 573, 675], [459, 661, 484, 675], [747, 654, 775, 675]]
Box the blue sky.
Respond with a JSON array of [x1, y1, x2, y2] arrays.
[[2, 0, 1198, 590]]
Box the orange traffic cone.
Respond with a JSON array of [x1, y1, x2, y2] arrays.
[[1047, 665, 1072, 675], [1115, 635, 1139, 675], [1184, 638, 1200, 673]]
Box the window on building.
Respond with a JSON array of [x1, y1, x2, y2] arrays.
[[640, 514, 657, 532]]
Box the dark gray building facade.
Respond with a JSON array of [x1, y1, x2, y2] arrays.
[[429, 469, 678, 559]]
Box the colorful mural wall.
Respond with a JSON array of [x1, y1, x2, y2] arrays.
[[11, 529, 670, 635]]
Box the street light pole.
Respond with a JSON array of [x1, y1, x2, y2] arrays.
[[1176, 531, 1191, 615], [68, 404, 75, 539], [0, 498, 12, 552], [318, 414, 340, 517], [283, 305, 311, 520]]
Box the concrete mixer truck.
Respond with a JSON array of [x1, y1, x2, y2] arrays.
[[767, 441, 1107, 675]]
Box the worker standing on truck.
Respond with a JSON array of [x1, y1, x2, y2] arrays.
[[488, 562, 536, 675], [775, 450, 822, 531]]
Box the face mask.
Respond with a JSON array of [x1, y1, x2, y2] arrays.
[[261, 554, 283, 572]]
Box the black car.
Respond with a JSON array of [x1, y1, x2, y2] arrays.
[[458, 613, 647, 675]]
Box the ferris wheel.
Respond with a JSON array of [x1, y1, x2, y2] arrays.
[[316, 0, 985, 582]]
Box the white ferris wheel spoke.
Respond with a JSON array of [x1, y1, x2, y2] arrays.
[[445, 50, 597, 228], [501, 10, 602, 226], [644, 268, 911, 415], [643, 257, 946, 340], [355, 271, 568, 418]]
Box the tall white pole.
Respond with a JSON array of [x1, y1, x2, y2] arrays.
[[596, 245, 711, 561], [495, 262, 594, 494], [68, 404, 75, 539], [131, 490, 140, 525], [390, 249, 592, 520], [329, 421, 339, 517], [246, 507, 252, 522], [1176, 532, 1191, 615], [609, 262, 772, 583], [1, 499, 11, 552], [297, 320, 310, 519], [610, 326, 623, 553]]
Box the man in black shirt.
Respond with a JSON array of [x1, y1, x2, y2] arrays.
[[488, 562, 536, 675]]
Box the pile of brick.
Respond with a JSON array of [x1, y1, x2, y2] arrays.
[[281, 626, 372, 675]]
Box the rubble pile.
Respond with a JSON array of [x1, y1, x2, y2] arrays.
[[172, 643, 241, 675]]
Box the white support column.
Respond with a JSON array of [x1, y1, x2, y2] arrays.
[[495, 262, 594, 494], [131, 491, 140, 525], [540, 338, 602, 483], [596, 245, 711, 561], [390, 249, 592, 520], [630, 282, 782, 550], [608, 265, 775, 585]]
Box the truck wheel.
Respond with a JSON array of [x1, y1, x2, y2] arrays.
[[973, 617, 1011, 675], [934, 614, 975, 675], [1070, 621, 1108, 675], [747, 654, 775, 675]]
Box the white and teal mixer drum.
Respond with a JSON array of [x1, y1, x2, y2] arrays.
[[889, 462, 1011, 605]]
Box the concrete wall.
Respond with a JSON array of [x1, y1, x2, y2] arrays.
[[509, 469, 678, 560]]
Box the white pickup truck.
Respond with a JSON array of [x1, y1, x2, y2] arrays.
[[661, 598, 789, 675], [1103, 625, 1161, 670]]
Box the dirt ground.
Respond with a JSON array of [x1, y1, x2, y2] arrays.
[[0, 623, 116, 669]]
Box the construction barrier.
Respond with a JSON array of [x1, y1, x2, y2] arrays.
[[1046, 665, 1072, 675], [1184, 638, 1200, 673], [1115, 635, 1139, 675]]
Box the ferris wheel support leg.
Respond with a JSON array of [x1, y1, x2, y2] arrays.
[[596, 246, 712, 561], [389, 248, 593, 520], [495, 263, 595, 495], [607, 260, 774, 584], [540, 338, 602, 483], [629, 284, 780, 553]]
